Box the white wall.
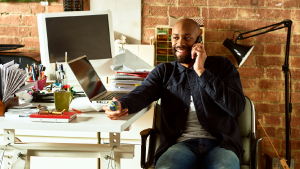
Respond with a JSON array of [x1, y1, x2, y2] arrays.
[[91, 0, 141, 44]]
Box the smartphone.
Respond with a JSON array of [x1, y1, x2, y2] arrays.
[[192, 36, 202, 58], [196, 36, 202, 44]]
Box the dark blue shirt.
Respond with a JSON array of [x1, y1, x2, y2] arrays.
[[119, 56, 246, 164]]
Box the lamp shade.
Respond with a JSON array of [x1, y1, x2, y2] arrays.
[[223, 38, 254, 67]]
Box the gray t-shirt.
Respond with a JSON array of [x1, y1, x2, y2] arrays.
[[177, 96, 216, 143]]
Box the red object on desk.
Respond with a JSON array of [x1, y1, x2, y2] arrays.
[[30, 112, 77, 119], [72, 108, 82, 114], [117, 72, 149, 78]]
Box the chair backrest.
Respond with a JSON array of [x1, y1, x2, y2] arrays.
[[237, 96, 255, 167], [152, 99, 161, 154], [152, 96, 256, 167]]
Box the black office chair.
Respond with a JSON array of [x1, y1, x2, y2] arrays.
[[140, 96, 263, 169]]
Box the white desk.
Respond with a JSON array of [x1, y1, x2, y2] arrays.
[[0, 97, 152, 169]]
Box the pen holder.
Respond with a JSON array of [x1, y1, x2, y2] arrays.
[[37, 76, 47, 90], [0, 97, 19, 116], [27, 76, 47, 91]]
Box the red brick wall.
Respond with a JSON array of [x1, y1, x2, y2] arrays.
[[1, 0, 300, 167], [0, 0, 90, 53], [142, 0, 300, 167]]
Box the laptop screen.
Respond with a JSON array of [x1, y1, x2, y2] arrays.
[[68, 56, 106, 100]]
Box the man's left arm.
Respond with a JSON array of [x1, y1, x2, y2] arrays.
[[198, 58, 245, 118], [192, 43, 245, 118]]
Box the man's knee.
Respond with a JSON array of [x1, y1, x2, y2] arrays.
[[202, 146, 239, 169], [155, 143, 198, 169]]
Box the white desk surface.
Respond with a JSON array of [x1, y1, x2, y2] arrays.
[[0, 97, 151, 133]]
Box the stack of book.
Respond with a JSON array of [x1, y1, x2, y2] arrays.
[[29, 111, 77, 123], [111, 72, 149, 90]]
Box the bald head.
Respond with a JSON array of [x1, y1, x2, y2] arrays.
[[171, 19, 201, 64], [173, 19, 200, 37]]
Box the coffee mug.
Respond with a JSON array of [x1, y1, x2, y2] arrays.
[[54, 90, 73, 111]]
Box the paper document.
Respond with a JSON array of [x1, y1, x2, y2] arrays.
[[110, 48, 154, 73], [5, 109, 39, 118], [0, 60, 29, 103]]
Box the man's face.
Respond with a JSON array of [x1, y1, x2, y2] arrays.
[[172, 26, 198, 64]]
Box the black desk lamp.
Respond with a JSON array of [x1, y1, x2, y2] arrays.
[[223, 19, 293, 166]]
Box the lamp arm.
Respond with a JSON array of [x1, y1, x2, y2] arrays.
[[235, 20, 292, 43], [284, 24, 292, 67]]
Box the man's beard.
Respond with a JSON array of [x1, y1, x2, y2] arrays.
[[172, 46, 194, 64]]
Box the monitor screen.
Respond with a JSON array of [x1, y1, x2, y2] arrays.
[[38, 10, 116, 83], [46, 15, 111, 63]]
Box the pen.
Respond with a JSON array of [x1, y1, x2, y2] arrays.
[[72, 108, 81, 114]]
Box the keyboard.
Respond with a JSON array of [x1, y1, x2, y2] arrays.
[[100, 93, 127, 100]]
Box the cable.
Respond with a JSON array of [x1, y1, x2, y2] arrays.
[[0, 143, 10, 168], [105, 145, 116, 169]]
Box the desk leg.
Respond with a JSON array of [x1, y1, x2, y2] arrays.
[[97, 132, 101, 169], [115, 158, 121, 169], [2, 129, 28, 169], [25, 154, 31, 169], [109, 132, 121, 169]]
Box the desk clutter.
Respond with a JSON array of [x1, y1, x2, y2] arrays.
[[4, 103, 78, 123], [0, 60, 27, 115], [26, 63, 47, 91], [111, 72, 149, 90]]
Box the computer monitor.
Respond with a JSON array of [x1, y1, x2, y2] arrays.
[[37, 10, 116, 83]]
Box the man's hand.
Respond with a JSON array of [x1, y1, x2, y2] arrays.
[[191, 42, 207, 76], [103, 97, 129, 120]]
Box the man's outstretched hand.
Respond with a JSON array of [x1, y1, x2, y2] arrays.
[[103, 97, 129, 120]]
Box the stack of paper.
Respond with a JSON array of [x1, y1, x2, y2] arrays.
[[0, 60, 31, 103], [5, 109, 39, 118], [4, 103, 41, 118], [111, 72, 149, 90]]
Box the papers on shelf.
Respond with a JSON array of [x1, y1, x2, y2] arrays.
[[110, 72, 148, 90], [111, 79, 143, 84], [0, 60, 32, 103], [110, 48, 154, 73]]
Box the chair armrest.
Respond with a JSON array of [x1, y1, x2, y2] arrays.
[[251, 138, 263, 169], [140, 128, 154, 168]]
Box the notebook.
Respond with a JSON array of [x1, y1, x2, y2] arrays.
[[68, 55, 129, 104], [29, 112, 77, 123]]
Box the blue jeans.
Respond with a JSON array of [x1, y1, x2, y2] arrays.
[[155, 138, 239, 169]]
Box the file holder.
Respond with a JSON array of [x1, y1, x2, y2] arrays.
[[63, 0, 83, 11], [0, 97, 19, 116]]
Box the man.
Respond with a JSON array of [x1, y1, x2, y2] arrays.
[[103, 19, 245, 169]]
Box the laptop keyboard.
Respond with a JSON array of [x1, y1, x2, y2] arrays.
[[101, 93, 127, 100]]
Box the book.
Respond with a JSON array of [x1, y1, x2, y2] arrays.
[[116, 72, 149, 78], [29, 112, 77, 123], [111, 79, 143, 84]]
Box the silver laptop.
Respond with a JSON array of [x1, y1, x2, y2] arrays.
[[68, 55, 129, 103]]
